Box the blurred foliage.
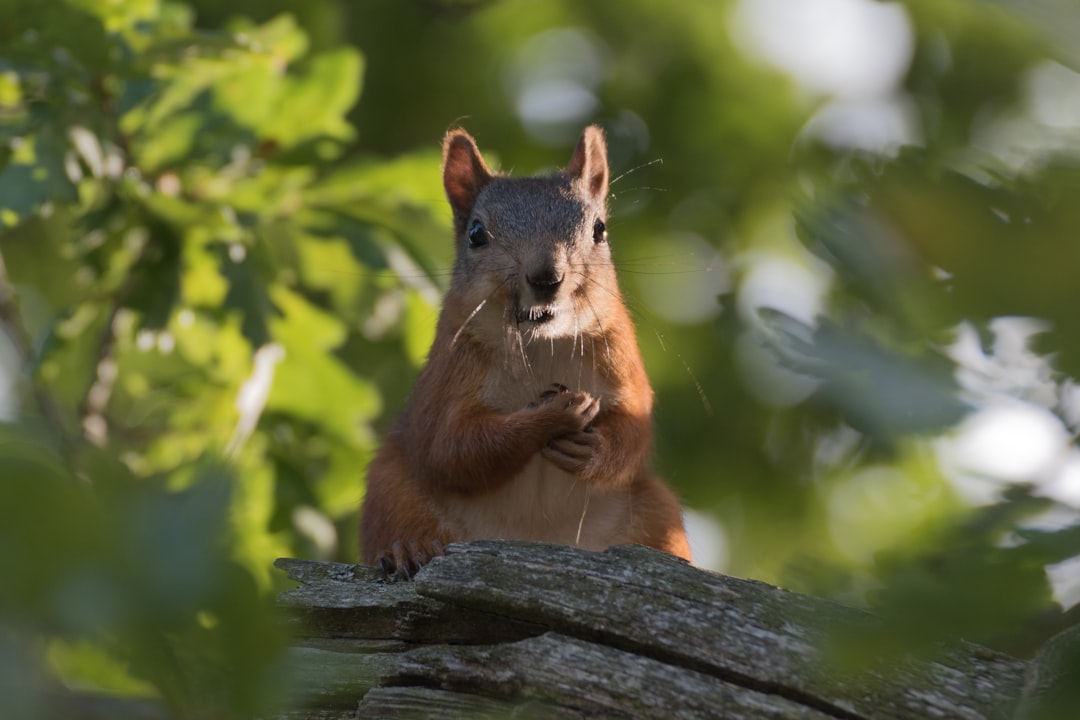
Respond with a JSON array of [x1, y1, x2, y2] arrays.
[[0, 0, 442, 715], [4, 0, 1080, 714]]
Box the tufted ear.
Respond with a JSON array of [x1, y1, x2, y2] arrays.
[[567, 125, 609, 203], [442, 129, 493, 225]]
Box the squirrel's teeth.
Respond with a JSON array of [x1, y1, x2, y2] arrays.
[[516, 306, 556, 324]]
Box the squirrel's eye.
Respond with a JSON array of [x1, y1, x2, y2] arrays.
[[467, 219, 489, 249], [593, 219, 608, 244]]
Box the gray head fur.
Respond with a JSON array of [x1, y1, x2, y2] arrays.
[[441, 126, 615, 344]]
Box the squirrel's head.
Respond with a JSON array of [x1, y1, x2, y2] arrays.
[[442, 125, 616, 343]]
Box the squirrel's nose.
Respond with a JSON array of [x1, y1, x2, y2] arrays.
[[526, 268, 564, 299], [524, 267, 561, 289]]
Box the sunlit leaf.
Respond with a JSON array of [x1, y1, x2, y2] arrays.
[[264, 47, 363, 147], [403, 288, 437, 368], [236, 13, 309, 64], [266, 285, 380, 440]]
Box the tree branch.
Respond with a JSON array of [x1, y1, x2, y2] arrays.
[[274, 541, 1027, 719]]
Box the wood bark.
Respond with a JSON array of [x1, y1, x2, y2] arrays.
[[273, 540, 1027, 719]]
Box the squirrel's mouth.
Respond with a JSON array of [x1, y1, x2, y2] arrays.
[[515, 305, 557, 325]]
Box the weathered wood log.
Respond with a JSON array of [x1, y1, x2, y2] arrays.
[[273, 541, 1028, 719]]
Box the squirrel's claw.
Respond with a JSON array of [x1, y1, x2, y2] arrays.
[[537, 383, 570, 404], [376, 538, 446, 581]]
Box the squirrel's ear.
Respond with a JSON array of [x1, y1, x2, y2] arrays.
[[443, 129, 492, 220], [567, 125, 609, 204]]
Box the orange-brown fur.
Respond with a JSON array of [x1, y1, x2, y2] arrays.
[[360, 125, 690, 576]]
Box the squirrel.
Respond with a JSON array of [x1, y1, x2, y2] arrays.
[[359, 125, 691, 578]]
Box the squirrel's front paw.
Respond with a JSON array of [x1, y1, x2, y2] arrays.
[[525, 384, 600, 433], [534, 383, 570, 406], [376, 538, 445, 581], [542, 430, 602, 474]]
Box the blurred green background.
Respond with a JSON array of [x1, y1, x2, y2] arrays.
[[4, 0, 1080, 715]]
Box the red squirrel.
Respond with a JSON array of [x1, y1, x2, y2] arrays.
[[360, 125, 691, 578]]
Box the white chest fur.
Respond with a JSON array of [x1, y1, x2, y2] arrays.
[[482, 334, 614, 412]]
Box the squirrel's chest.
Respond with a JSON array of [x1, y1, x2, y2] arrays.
[[439, 456, 628, 549], [450, 337, 625, 546], [481, 337, 614, 411]]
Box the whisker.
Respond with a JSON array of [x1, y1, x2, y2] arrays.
[[303, 262, 522, 283], [450, 298, 487, 348], [511, 321, 533, 380], [682, 355, 714, 416], [503, 323, 516, 373], [613, 266, 719, 277], [589, 333, 597, 381], [575, 274, 614, 376], [571, 302, 585, 388], [610, 185, 668, 200], [567, 265, 715, 416], [609, 158, 663, 187], [451, 274, 514, 349], [571, 305, 581, 360], [587, 253, 718, 277], [654, 330, 714, 416], [609, 252, 702, 265], [565, 262, 650, 324], [300, 266, 457, 282], [575, 484, 592, 546]]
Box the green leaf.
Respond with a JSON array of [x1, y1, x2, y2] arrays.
[[220, 248, 274, 349], [758, 309, 970, 447], [235, 13, 309, 64], [123, 223, 182, 330], [264, 47, 363, 147], [64, 0, 159, 33], [403, 288, 437, 368], [266, 285, 380, 441], [0, 132, 78, 222], [47, 640, 158, 699]]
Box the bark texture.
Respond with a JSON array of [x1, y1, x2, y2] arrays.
[[273, 541, 1027, 719]]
